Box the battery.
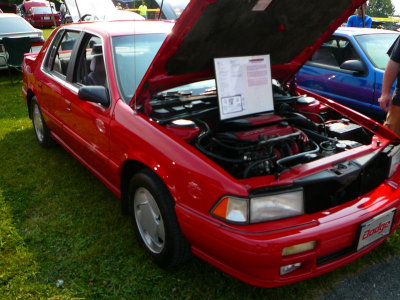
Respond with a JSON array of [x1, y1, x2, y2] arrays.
[[326, 120, 363, 140]]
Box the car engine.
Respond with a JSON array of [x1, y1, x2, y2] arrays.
[[148, 82, 373, 179]]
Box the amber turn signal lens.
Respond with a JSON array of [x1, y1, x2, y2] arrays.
[[282, 241, 316, 257]]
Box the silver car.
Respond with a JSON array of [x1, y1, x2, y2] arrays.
[[0, 13, 44, 69]]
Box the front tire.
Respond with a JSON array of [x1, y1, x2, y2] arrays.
[[31, 97, 53, 148], [128, 169, 192, 268]]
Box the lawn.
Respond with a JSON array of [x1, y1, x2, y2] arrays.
[[1, 28, 400, 299]]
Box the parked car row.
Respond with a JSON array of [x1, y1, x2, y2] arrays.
[[21, 0, 400, 288]]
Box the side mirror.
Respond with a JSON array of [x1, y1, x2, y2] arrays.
[[340, 60, 365, 74], [78, 86, 110, 106]]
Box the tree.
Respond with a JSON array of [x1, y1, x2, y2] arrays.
[[367, 0, 395, 17]]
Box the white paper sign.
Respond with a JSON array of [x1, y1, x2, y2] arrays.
[[214, 55, 274, 120]]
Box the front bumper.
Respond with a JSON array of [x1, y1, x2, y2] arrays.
[[176, 171, 400, 287], [31, 19, 59, 27]]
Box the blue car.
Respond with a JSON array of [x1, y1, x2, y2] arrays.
[[297, 27, 399, 122]]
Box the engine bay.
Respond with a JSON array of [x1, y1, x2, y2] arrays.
[[148, 82, 373, 179]]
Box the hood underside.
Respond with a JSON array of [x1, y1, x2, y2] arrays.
[[65, 0, 143, 22], [134, 0, 366, 106]]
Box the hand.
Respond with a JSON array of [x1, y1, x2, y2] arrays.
[[378, 93, 392, 112]]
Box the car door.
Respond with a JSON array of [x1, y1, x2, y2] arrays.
[[39, 29, 81, 142], [59, 33, 111, 177], [297, 35, 376, 117]]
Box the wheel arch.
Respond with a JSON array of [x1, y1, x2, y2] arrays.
[[120, 159, 167, 216], [26, 88, 35, 119]]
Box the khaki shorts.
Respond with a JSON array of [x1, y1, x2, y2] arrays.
[[384, 104, 400, 136]]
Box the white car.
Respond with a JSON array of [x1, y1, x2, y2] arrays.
[[64, 0, 144, 22], [0, 13, 44, 69]]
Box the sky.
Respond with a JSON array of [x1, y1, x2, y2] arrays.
[[396, 2, 400, 15]]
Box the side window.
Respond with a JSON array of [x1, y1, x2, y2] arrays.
[[73, 34, 106, 87], [310, 45, 338, 66], [45, 30, 80, 78], [309, 37, 360, 68]]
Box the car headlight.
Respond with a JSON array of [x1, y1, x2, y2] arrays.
[[211, 188, 304, 224], [250, 189, 304, 223]]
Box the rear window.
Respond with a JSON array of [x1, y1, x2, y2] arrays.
[[32, 6, 54, 14], [0, 17, 34, 34]]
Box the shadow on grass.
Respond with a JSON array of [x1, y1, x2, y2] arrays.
[[0, 69, 23, 86], [1, 127, 399, 299], [0, 71, 27, 121]]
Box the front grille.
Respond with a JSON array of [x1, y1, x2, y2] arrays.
[[301, 151, 390, 214], [316, 245, 355, 266], [249, 146, 397, 267], [250, 145, 395, 215]]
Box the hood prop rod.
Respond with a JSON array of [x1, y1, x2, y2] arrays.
[[158, 0, 164, 20], [74, 0, 82, 22]]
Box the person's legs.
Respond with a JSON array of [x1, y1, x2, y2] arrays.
[[384, 104, 400, 135]]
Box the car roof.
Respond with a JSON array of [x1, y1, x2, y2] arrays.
[[62, 20, 175, 36], [0, 13, 22, 19], [23, 1, 48, 10], [335, 27, 399, 36]]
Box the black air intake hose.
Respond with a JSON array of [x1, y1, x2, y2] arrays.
[[283, 112, 317, 131]]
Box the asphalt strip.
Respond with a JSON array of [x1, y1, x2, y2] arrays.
[[317, 255, 400, 300]]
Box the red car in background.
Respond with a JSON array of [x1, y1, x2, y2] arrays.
[[21, 0, 400, 287], [23, 1, 60, 28]]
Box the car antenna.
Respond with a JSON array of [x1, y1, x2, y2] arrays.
[[133, 14, 137, 112], [74, 0, 82, 22], [158, 0, 164, 20]]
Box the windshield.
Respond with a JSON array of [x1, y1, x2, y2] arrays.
[[355, 33, 399, 70], [0, 17, 34, 34], [112, 34, 166, 102], [32, 6, 54, 14]]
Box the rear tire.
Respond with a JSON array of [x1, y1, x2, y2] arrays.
[[128, 169, 192, 268], [31, 97, 53, 148]]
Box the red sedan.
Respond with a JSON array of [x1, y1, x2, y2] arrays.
[[25, 5, 60, 28], [22, 0, 400, 287]]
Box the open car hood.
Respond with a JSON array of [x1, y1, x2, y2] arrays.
[[132, 0, 367, 106], [64, 0, 143, 22], [154, 0, 189, 20]]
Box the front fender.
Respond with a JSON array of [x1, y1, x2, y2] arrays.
[[110, 100, 248, 216]]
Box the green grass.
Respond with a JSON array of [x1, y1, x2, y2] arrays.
[[1, 30, 400, 299], [42, 28, 54, 41]]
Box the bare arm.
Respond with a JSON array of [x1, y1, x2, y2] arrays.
[[379, 59, 400, 112]]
